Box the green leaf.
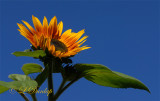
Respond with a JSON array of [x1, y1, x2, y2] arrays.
[[12, 50, 46, 58], [74, 64, 112, 73], [0, 80, 38, 92], [112, 71, 150, 93], [74, 64, 150, 93], [0, 85, 9, 94], [22, 63, 43, 75], [8, 74, 31, 81]]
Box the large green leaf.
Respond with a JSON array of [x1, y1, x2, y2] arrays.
[[22, 63, 43, 75], [8, 74, 31, 81], [74, 64, 112, 73], [12, 50, 46, 58], [0, 85, 9, 94], [112, 71, 150, 92], [0, 80, 38, 92], [74, 64, 150, 93]]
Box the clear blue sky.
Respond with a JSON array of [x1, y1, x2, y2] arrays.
[[0, 0, 159, 101]]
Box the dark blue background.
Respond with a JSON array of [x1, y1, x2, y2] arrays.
[[0, 0, 159, 101]]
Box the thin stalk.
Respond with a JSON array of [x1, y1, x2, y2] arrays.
[[31, 93, 37, 101], [53, 79, 67, 100], [54, 78, 80, 100], [18, 92, 29, 101]]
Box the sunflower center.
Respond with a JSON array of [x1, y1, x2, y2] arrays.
[[51, 39, 68, 53]]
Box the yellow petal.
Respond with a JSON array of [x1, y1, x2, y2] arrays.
[[57, 21, 63, 37], [22, 20, 37, 35], [61, 29, 72, 39], [48, 16, 57, 37], [43, 16, 48, 37], [66, 30, 85, 47], [77, 35, 88, 44], [32, 15, 43, 33], [18, 29, 36, 47], [81, 46, 91, 50], [17, 23, 33, 37]]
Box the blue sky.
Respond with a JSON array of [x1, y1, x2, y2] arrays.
[[0, 0, 159, 101]]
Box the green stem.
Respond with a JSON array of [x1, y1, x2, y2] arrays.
[[53, 79, 67, 100], [18, 92, 29, 101], [31, 93, 37, 101], [47, 58, 55, 101], [48, 68, 54, 101], [54, 78, 80, 100]]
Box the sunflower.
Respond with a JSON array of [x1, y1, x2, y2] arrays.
[[17, 15, 90, 58]]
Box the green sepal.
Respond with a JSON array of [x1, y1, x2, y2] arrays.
[[61, 65, 80, 81], [43, 57, 63, 73]]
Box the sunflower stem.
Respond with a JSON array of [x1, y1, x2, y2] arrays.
[[47, 58, 55, 101]]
